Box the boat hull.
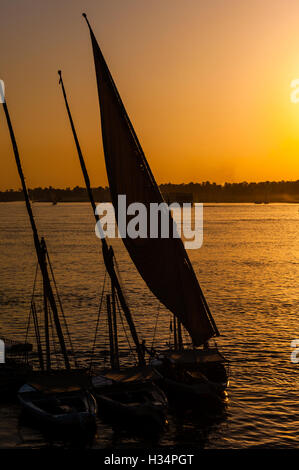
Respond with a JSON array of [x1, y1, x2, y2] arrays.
[[159, 377, 227, 411], [96, 392, 167, 431], [18, 385, 97, 435], [92, 372, 168, 433], [152, 348, 229, 411]]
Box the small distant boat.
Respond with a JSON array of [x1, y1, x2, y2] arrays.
[[18, 373, 97, 433], [51, 191, 58, 205]]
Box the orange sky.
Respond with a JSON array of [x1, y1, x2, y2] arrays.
[[0, 0, 299, 190]]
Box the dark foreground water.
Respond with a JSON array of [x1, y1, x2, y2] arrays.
[[0, 202, 298, 448]]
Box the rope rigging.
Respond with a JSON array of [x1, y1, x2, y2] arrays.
[[89, 270, 107, 372], [25, 261, 39, 345], [150, 301, 160, 353], [115, 293, 137, 366], [46, 249, 77, 367]]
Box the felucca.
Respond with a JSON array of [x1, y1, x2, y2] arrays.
[[79, 13, 229, 410], [58, 68, 168, 432]]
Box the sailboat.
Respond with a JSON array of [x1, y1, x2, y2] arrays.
[[1, 94, 97, 433], [58, 71, 168, 432], [80, 13, 229, 410]]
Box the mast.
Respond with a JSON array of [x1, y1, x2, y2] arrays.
[[1, 98, 70, 370], [58, 70, 145, 366]]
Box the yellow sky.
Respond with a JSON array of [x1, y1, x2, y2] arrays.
[[0, 0, 299, 190]]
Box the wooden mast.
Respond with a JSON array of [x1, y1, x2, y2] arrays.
[[58, 70, 145, 367], [1, 98, 70, 370]]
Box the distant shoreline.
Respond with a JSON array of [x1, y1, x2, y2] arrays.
[[1, 180, 298, 204], [1, 200, 298, 204]]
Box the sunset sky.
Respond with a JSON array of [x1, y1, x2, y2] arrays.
[[1, 0, 299, 190]]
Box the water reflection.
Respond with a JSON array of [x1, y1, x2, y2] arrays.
[[0, 203, 298, 448]]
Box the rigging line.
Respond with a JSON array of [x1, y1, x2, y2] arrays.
[[31, 301, 44, 370], [25, 309, 31, 350], [103, 311, 108, 369], [113, 256, 130, 307], [49, 307, 61, 369], [89, 270, 107, 373], [31, 302, 38, 344], [102, 298, 110, 370], [46, 250, 77, 367], [168, 314, 172, 347], [150, 301, 160, 351], [25, 261, 39, 344], [182, 324, 188, 346], [115, 293, 137, 365]]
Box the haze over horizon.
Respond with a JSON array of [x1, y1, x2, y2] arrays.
[[1, 0, 299, 191]]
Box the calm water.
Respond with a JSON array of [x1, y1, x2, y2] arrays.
[[0, 202, 298, 448]]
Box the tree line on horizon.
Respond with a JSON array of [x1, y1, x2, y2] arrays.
[[0, 180, 298, 203]]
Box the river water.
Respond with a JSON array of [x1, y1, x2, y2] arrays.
[[0, 202, 298, 448]]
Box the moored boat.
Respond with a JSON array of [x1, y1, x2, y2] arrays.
[[58, 65, 168, 433], [151, 347, 228, 410], [92, 367, 167, 431], [79, 12, 229, 413], [18, 372, 97, 434], [58, 12, 229, 426]]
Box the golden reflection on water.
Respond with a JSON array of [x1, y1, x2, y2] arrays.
[[0, 202, 298, 448]]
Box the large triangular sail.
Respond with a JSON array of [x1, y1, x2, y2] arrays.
[[84, 15, 219, 346]]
